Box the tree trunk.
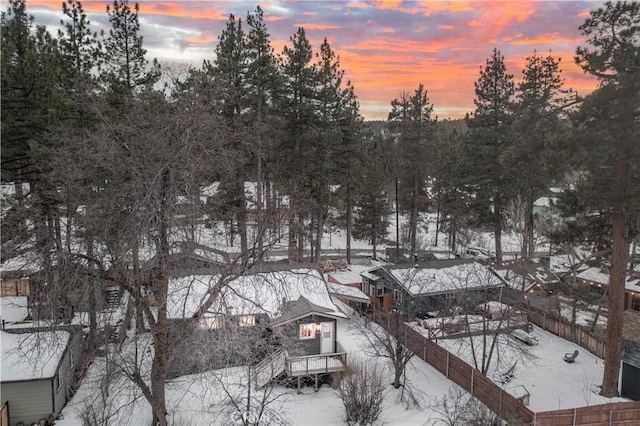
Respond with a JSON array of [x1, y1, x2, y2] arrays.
[[525, 188, 535, 258], [345, 186, 352, 264], [256, 157, 264, 256], [288, 192, 298, 262], [150, 171, 172, 426], [410, 176, 418, 255], [494, 192, 504, 264], [86, 236, 98, 352], [600, 159, 631, 398]]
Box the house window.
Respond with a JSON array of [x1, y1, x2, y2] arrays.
[[198, 316, 221, 329], [376, 285, 384, 297], [56, 373, 63, 392], [394, 289, 403, 304], [445, 292, 455, 300], [239, 315, 256, 327], [299, 323, 315, 339]]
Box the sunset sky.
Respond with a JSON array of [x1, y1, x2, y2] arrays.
[[21, 0, 604, 120]]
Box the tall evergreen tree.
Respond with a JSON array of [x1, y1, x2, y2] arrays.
[[388, 84, 435, 256], [1, 0, 67, 313], [245, 6, 282, 253], [353, 131, 391, 260], [279, 27, 318, 262], [207, 13, 251, 260], [103, 0, 159, 100], [573, 0, 640, 397], [465, 48, 515, 262], [56, 0, 103, 350], [506, 51, 573, 258]]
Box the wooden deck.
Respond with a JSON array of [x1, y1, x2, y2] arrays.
[[285, 352, 347, 376]]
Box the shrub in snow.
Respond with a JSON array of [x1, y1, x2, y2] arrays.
[[338, 359, 385, 426]]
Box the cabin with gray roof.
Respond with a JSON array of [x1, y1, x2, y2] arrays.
[[360, 259, 505, 317], [166, 268, 348, 383]]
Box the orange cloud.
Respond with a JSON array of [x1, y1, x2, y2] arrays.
[[509, 32, 581, 46], [303, 11, 318, 16], [346, 2, 368, 8], [345, 36, 463, 54], [27, 1, 227, 21], [187, 33, 215, 44], [294, 23, 341, 30], [439, 24, 454, 30], [577, 10, 591, 18], [383, 27, 395, 33], [417, 0, 471, 15], [370, 0, 403, 9], [265, 16, 287, 22]]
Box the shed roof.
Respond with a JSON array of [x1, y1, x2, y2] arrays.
[[1, 330, 70, 382], [389, 261, 503, 297]]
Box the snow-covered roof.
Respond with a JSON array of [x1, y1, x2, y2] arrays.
[[326, 265, 371, 285], [361, 270, 382, 281], [326, 282, 370, 304], [534, 197, 557, 208], [477, 301, 510, 314], [1, 330, 70, 382], [390, 261, 503, 296], [0, 296, 29, 322], [576, 267, 640, 291], [167, 269, 346, 321]]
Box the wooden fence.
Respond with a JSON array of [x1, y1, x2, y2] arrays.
[[528, 306, 606, 358], [370, 311, 640, 425], [0, 401, 8, 426], [371, 311, 536, 424], [534, 401, 640, 425]]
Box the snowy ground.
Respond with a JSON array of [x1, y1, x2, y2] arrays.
[[437, 326, 626, 412], [57, 312, 465, 426]]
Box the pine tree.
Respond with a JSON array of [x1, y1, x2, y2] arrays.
[[388, 84, 435, 256], [279, 27, 319, 262], [353, 131, 391, 260], [56, 0, 103, 350], [465, 48, 515, 263], [506, 51, 574, 258], [245, 6, 282, 253], [207, 13, 251, 260], [1, 0, 67, 313], [573, 1, 640, 397], [103, 0, 159, 100]]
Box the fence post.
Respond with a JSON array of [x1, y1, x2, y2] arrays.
[[471, 369, 474, 395], [423, 336, 427, 361], [572, 407, 577, 426]]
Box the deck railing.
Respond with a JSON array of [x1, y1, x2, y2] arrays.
[[285, 352, 347, 376]]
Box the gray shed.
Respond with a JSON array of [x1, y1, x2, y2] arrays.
[[1, 328, 81, 426], [621, 341, 640, 401]]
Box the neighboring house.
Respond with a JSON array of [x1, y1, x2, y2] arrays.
[[166, 268, 348, 385], [1, 327, 81, 426], [491, 259, 560, 294], [576, 267, 640, 312], [360, 259, 505, 316]]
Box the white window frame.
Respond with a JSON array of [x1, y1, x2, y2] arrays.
[[376, 285, 384, 297], [238, 315, 256, 327], [394, 289, 403, 304], [198, 316, 221, 330], [299, 323, 316, 340]]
